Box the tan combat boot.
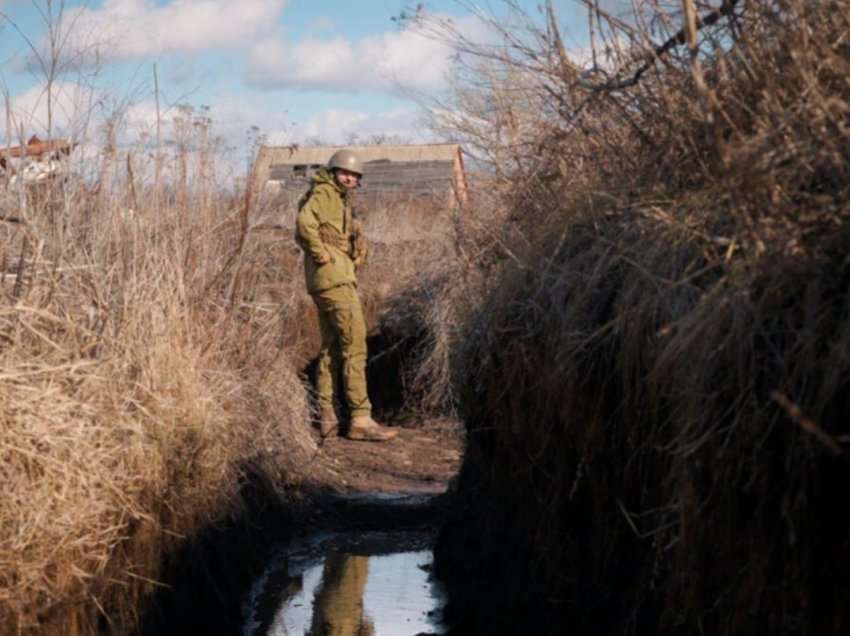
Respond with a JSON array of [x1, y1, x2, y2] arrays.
[[348, 415, 397, 442], [319, 409, 339, 438]]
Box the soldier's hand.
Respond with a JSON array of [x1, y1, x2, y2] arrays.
[[314, 250, 332, 266]]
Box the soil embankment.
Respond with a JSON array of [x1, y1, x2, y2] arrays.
[[306, 418, 463, 494]]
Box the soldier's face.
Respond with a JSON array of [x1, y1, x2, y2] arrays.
[[334, 168, 361, 189]]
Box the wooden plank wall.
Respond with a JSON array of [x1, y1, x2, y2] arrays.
[[269, 160, 457, 200]]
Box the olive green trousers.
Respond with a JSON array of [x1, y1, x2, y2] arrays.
[[310, 554, 372, 635], [312, 283, 372, 418]]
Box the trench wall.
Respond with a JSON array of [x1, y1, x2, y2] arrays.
[[434, 212, 850, 635]]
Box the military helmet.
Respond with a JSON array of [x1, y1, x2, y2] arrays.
[[327, 149, 363, 176]]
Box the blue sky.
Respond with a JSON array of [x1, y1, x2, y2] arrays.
[[0, 0, 599, 152]]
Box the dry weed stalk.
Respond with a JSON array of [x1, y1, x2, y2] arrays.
[[0, 114, 316, 634], [418, 0, 850, 632]]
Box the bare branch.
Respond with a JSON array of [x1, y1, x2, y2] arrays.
[[576, 0, 741, 91]]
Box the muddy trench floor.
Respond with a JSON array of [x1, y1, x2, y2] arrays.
[[299, 416, 465, 496], [137, 417, 466, 636]]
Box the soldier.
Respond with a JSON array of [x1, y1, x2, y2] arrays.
[[295, 149, 396, 442]]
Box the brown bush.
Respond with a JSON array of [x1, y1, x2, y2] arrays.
[[370, 183, 504, 418], [0, 131, 316, 634], [421, 0, 850, 633]]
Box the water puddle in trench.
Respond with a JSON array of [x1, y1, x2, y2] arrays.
[[243, 530, 447, 636]]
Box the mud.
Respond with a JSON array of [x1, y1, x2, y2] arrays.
[[430, 459, 561, 636], [135, 417, 464, 636], [135, 288, 466, 635], [244, 528, 447, 635], [304, 419, 463, 494], [136, 467, 297, 636]]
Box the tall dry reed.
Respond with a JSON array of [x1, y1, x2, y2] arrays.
[[1, 117, 316, 635]]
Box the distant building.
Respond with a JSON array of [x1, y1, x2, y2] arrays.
[[1, 136, 75, 184], [254, 143, 468, 210]]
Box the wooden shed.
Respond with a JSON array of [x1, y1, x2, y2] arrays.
[[254, 143, 468, 209]]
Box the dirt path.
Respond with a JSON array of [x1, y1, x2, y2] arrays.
[[302, 417, 465, 495]]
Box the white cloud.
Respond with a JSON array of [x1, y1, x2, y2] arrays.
[[296, 108, 368, 142], [1, 82, 432, 185], [120, 93, 287, 146], [294, 107, 426, 145], [0, 81, 105, 142], [1, 85, 408, 154], [247, 20, 474, 94], [58, 0, 287, 62], [111, 99, 427, 178]]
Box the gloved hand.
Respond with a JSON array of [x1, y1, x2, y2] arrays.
[[313, 249, 332, 266]]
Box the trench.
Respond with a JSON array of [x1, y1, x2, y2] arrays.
[[136, 481, 481, 636], [134, 322, 498, 636], [134, 288, 561, 636]]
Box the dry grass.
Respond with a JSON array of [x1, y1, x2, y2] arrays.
[[0, 134, 317, 634], [417, 0, 850, 632], [370, 183, 504, 418], [0, 124, 469, 631]]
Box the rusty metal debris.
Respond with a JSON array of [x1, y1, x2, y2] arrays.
[[1, 135, 75, 162], [1, 135, 76, 186]]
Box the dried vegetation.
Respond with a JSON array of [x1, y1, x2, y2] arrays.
[[419, 0, 850, 633], [0, 106, 469, 632], [0, 124, 318, 634]]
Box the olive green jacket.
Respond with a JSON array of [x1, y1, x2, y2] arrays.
[[295, 168, 357, 293]]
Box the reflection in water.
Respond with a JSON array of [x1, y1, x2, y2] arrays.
[[245, 532, 446, 636], [311, 554, 374, 636]]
